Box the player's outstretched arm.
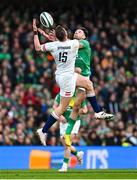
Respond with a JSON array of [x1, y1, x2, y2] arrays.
[[38, 28, 56, 42], [33, 18, 42, 51]]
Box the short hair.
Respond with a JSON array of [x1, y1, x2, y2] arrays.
[[80, 27, 89, 38], [55, 25, 66, 41]]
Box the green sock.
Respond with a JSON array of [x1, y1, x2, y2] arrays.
[[64, 157, 69, 164], [66, 118, 76, 135], [71, 150, 78, 156]]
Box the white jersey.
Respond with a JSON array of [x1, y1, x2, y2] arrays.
[[41, 39, 79, 75]]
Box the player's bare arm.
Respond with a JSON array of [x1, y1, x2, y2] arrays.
[[37, 28, 50, 39], [38, 28, 56, 41], [33, 19, 41, 51]]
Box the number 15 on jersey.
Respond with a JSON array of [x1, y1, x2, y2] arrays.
[[59, 52, 68, 62]]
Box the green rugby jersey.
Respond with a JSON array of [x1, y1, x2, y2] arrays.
[[55, 92, 87, 120], [75, 39, 92, 77]]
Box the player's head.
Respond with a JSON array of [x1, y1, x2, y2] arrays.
[[55, 25, 68, 41], [73, 27, 88, 40]]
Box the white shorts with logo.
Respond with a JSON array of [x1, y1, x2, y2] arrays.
[[60, 120, 81, 137], [56, 73, 78, 97]]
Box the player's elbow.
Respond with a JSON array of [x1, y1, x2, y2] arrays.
[[34, 42, 41, 51]]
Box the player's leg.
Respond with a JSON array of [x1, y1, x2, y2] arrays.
[[76, 74, 101, 113], [64, 74, 114, 145], [59, 122, 70, 172], [37, 74, 75, 146], [70, 120, 84, 164], [59, 120, 83, 172], [65, 75, 95, 139], [59, 135, 71, 172], [37, 96, 71, 146], [76, 74, 114, 119], [64, 74, 91, 139], [43, 96, 71, 132], [65, 88, 86, 135], [71, 145, 84, 165], [71, 88, 86, 120], [59, 138, 84, 172], [76, 73, 94, 92]]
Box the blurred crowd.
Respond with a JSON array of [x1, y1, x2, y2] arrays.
[[0, 2, 137, 146]]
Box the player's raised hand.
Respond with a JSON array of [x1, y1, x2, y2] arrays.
[[38, 28, 47, 36], [38, 28, 56, 41], [33, 18, 38, 32], [49, 29, 55, 37], [49, 29, 56, 41]]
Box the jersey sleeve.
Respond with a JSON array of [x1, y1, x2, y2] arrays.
[[79, 39, 89, 49], [41, 42, 56, 52], [55, 94, 60, 105]]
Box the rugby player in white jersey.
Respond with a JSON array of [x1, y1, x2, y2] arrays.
[[33, 19, 96, 146]]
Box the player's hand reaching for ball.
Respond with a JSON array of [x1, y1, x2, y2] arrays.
[[38, 28, 56, 41], [33, 18, 38, 32], [38, 28, 47, 36], [49, 29, 56, 41]]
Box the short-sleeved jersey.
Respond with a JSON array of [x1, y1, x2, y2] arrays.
[[55, 92, 87, 120], [41, 40, 79, 75], [75, 39, 92, 77]]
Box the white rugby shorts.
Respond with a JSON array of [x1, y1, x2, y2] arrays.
[[60, 119, 81, 137], [56, 73, 78, 97]]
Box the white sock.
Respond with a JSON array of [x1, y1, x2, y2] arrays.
[[62, 162, 68, 169]]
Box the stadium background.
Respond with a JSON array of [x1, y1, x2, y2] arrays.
[[0, 0, 137, 169]]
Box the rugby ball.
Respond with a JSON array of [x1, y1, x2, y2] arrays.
[[40, 12, 54, 28]]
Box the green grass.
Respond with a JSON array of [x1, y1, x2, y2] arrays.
[[0, 169, 137, 179]]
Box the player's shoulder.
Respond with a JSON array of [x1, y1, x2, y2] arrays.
[[69, 39, 79, 48], [45, 40, 59, 46], [80, 39, 89, 45], [69, 39, 79, 44], [80, 39, 90, 49], [72, 39, 79, 42]]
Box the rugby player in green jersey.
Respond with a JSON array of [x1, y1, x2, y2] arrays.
[[53, 92, 87, 172], [65, 28, 114, 145]]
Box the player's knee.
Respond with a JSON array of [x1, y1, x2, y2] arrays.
[[86, 79, 93, 91]]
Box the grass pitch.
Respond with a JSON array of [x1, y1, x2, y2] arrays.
[[0, 169, 137, 179]]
